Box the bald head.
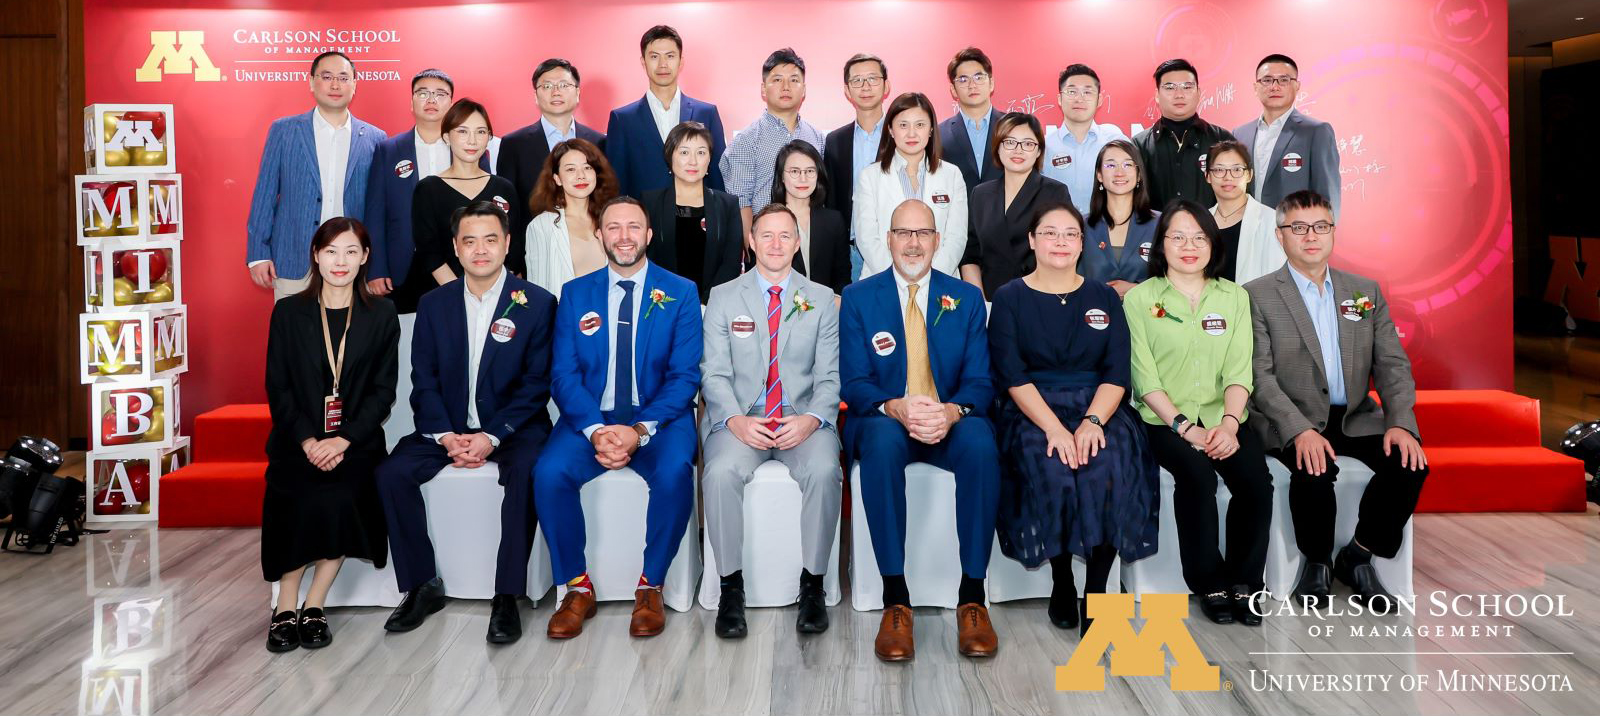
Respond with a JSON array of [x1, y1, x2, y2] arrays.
[[887, 199, 939, 280]]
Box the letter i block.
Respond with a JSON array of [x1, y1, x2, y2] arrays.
[[75, 175, 182, 244], [85, 437, 188, 523], [85, 103, 176, 175], [92, 379, 177, 451], [79, 308, 187, 383], [85, 240, 182, 311]]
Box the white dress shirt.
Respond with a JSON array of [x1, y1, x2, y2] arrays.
[[312, 109, 351, 223], [429, 268, 507, 446], [1251, 109, 1292, 200], [585, 262, 658, 439], [413, 131, 450, 179], [646, 88, 683, 142]]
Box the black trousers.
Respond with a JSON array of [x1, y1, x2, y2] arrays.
[[1146, 422, 1273, 595], [1268, 405, 1429, 563]]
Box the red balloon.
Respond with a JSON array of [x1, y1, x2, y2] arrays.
[[94, 487, 127, 515], [121, 111, 167, 143], [101, 412, 140, 446], [119, 249, 169, 285], [124, 462, 151, 503]]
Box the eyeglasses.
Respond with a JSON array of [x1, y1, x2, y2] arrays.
[[783, 167, 818, 180], [451, 127, 490, 139], [1159, 81, 1198, 93], [847, 75, 884, 88], [1165, 234, 1210, 248], [537, 81, 577, 92], [1207, 166, 1249, 178], [1034, 229, 1083, 243], [889, 228, 937, 241], [953, 72, 991, 87], [1278, 221, 1335, 235], [1255, 76, 1298, 88], [1100, 160, 1137, 172], [999, 138, 1039, 152], [318, 73, 353, 85], [1060, 87, 1098, 99], [413, 89, 450, 102]]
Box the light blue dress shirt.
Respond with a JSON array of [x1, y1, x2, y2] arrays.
[[585, 262, 658, 438], [964, 112, 991, 175], [849, 118, 884, 244], [1290, 266, 1346, 407], [541, 116, 577, 150]]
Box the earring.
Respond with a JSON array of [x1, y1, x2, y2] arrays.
[[1097, 183, 1102, 190]]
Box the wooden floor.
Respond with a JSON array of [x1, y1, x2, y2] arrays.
[[3, 509, 1600, 716]]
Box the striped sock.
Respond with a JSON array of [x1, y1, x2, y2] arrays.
[[567, 573, 593, 593]]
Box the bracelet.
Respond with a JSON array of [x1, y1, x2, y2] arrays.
[[1222, 414, 1241, 426], [1179, 422, 1196, 437]]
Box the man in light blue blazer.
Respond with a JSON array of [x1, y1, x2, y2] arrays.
[[604, 25, 726, 197], [246, 51, 384, 299], [535, 196, 703, 641]]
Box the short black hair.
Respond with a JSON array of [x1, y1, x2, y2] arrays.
[[1029, 200, 1086, 235], [763, 47, 805, 80], [1275, 189, 1333, 225], [1057, 63, 1100, 91], [947, 47, 993, 82], [412, 68, 453, 93], [1147, 199, 1227, 279], [640, 25, 682, 55], [599, 195, 650, 231], [843, 53, 887, 84], [451, 200, 509, 236], [1256, 54, 1299, 75], [310, 51, 353, 76], [532, 58, 580, 88], [1153, 58, 1198, 86], [769, 140, 828, 208], [662, 121, 713, 168]]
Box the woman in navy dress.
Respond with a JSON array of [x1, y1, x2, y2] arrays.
[[988, 200, 1159, 634], [1079, 139, 1159, 298]]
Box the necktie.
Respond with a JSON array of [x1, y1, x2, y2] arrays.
[[904, 283, 938, 400], [614, 279, 635, 425], [763, 285, 784, 430]]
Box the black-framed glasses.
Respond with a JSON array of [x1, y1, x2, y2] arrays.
[[999, 138, 1039, 152], [889, 228, 937, 241], [1255, 76, 1298, 88], [1207, 166, 1248, 179], [1278, 221, 1335, 235], [847, 75, 884, 88]]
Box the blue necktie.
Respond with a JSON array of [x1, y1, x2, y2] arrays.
[[614, 279, 636, 425]]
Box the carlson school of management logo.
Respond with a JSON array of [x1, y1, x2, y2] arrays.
[[1057, 593, 1221, 692], [136, 31, 221, 82]]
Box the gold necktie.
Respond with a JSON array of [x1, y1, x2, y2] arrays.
[[904, 283, 939, 400]]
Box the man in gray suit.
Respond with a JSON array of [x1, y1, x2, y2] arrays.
[[1245, 190, 1427, 610], [701, 203, 843, 639], [1234, 55, 1342, 218]]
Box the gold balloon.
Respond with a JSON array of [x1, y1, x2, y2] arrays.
[[138, 501, 152, 515], [143, 282, 174, 304], [87, 291, 102, 307], [150, 386, 165, 405], [154, 357, 182, 373], [142, 407, 165, 442], [135, 149, 167, 166], [103, 112, 121, 133], [112, 278, 136, 306], [103, 149, 129, 167]]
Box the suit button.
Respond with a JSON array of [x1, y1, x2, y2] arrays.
[[1317, 422, 1326, 429], [1321, 388, 1328, 394], [316, 197, 322, 203]]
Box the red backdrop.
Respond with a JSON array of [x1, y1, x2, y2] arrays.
[[84, 0, 1512, 432]]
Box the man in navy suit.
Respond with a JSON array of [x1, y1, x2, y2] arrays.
[[604, 25, 727, 197], [840, 200, 999, 662], [375, 201, 556, 645], [497, 58, 607, 242], [364, 68, 456, 314], [937, 47, 1004, 197], [247, 50, 383, 300], [536, 196, 702, 640]]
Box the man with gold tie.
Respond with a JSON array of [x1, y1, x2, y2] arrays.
[[839, 200, 1000, 662]]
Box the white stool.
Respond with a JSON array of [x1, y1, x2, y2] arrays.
[[271, 463, 553, 607], [697, 460, 842, 609], [380, 313, 416, 452], [1120, 468, 1233, 599], [849, 462, 967, 610], [987, 549, 1124, 602], [553, 468, 700, 612], [1264, 457, 1415, 600]]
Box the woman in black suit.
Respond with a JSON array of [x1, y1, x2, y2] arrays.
[[761, 140, 852, 294], [959, 112, 1072, 298], [642, 121, 743, 303], [262, 217, 400, 653]]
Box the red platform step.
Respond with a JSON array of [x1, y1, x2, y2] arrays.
[[191, 403, 271, 462], [158, 461, 266, 528]]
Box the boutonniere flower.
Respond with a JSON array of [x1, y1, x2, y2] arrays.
[[785, 291, 815, 321], [643, 287, 676, 319], [1352, 291, 1376, 318], [933, 295, 960, 326], [499, 289, 527, 319], [1150, 301, 1183, 323]]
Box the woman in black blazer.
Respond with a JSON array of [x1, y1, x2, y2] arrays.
[[641, 121, 743, 303], [959, 112, 1072, 299], [762, 140, 851, 294], [263, 217, 399, 653]]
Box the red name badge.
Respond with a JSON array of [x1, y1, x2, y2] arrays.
[[931, 193, 950, 204], [323, 395, 344, 433], [1052, 155, 1071, 167]]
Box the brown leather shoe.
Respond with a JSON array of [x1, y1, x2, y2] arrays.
[[956, 603, 998, 657], [546, 590, 597, 639], [874, 605, 915, 662], [629, 588, 666, 637]]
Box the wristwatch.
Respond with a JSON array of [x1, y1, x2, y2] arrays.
[[1171, 413, 1192, 435], [1082, 414, 1103, 427], [955, 403, 974, 417], [633, 423, 651, 448]]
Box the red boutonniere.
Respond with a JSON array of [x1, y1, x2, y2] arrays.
[[643, 288, 676, 319], [934, 295, 960, 327], [499, 289, 527, 319], [1352, 292, 1376, 318], [1150, 301, 1183, 323]]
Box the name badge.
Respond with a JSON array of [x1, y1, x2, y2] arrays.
[[1201, 312, 1228, 336], [394, 159, 414, 179], [579, 311, 602, 336], [492, 195, 511, 213], [1084, 308, 1110, 330], [1052, 155, 1071, 168], [931, 193, 950, 205], [1281, 153, 1304, 173], [1339, 300, 1364, 321], [490, 317, 516, 342], [1138, 241, 1152, 261], [871, 331, 897, 356], [1198, 153, 1209, 174], [731, 316, 756, 339], [323, 395, 344, 433]]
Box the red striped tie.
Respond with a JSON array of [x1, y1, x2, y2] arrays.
[[763, 286, 784, 430]]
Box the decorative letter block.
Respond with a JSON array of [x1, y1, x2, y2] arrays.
[[85, 240, 182, 312], [85, 437, 188, 522], [75, 174, 182, 244], [93, 592, 174, 663], [84, 103, 176, 175], [79, 662, 150, 716], [91, 379, 177, 451], [86, 526, 161, 594]]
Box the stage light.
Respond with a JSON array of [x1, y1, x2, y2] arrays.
[[0, 456, 37, 521], [6, 435, 62, 475], [1, 435, 84, 554]]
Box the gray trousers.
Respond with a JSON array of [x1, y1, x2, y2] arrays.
[[701, 423, 843, 577]]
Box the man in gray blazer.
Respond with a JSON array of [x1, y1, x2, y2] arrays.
[[701, 204, 843, 639], [1234, 54, 1341, 218], [1245, 190, 1427, 609]]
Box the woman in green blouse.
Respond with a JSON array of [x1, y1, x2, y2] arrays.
[[1123, 199, 1273, 628]]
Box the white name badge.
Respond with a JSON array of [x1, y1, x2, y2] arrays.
[[871, 331, 897, 356], [1281, 152, 1305, 173], [1201, 312, 1228, 336], [490, 318, 516, 343], [731, 315, 756, 339], [1084, 308, 1110, 330], [579, 311, 602, 336], [1138, 241, 1152, 261], [1339, 299, 1364, 321], [394, 159, 414, 179]]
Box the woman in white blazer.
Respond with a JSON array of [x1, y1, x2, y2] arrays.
[[523, 138, 618, 298], [853, 92, 969, 277], [1206, 139, 1286, 285]]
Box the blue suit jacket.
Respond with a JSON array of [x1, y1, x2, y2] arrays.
[[409, 273, 557, 444], [246, 110, 383, 279], [364, 128, 490, 285], [604, 93, 727, 197], [1081, 212, 1161, 285], [838, 269, 994, 455], [550, 264, 702, 435]]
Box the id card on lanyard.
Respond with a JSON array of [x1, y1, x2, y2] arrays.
[[321, 301, 353, 433]]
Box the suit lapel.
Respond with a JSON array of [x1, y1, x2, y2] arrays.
[[924, 273, 946, 386], [876, 274, 907, 390], [1005, 172, 1041, 225], [400, 128, 419, 177], [1263, 111, 1299, 189], [637, 95, 668, 156], [982, 109, 1002, 182], [344, 118, 366, 187], [1275, 267, 1327, 381], [947, 116, 977, 177], [777, 274, 811, 360], [742, 272, 770, 369], [476, 282, 515, 395], [635, 267, 665, 381], [1330, 269, 1360, 405]]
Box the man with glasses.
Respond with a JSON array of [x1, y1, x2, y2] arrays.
[[1245, 190, 1427, 610], [247, 50, 384, 300], [1131, 58, 1235, 209], [938, 47, 1004, 195], [824, 53, 891, 281], [721, 48, 826, 238], [1043, 64, 1125, 215], [1233, 54, 1341, 218], [500, 58, 607, 244]]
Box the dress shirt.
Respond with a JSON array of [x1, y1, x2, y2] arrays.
[[1042, 122, 1126, 214], [585, 262, 658, 439], [646, 88, 683, 142], [312, 109, 351, 223], [1251, 110, 1292, 201], [413, 132, 450, 179], [1124, 276, 1254, 428], [879, 268, 932, 411], [963, 110, 992, 175], [428, 267, 506, 447], [849, 117, 884, 244], [895, 157, 928, 201], [720, 111, 826, 211], [1289, 265, 1346, 407], [541, 116, 577, 150]]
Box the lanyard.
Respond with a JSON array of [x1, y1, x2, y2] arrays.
[[319, 300, 353, 398]]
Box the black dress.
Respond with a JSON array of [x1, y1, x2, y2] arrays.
[[674, 204, 708, 291], [261, 294, 400, 581], [987, 278, 1159, 567], [400, 174, 519, 312]]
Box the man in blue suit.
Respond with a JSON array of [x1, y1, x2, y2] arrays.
[[375, 201, 556, 645], [247, 51, 384, 300], [604, 25, 727, 197], [840, 200, 1000, 662], [536, 196, 702, 640], [363, 68, 457, 314]]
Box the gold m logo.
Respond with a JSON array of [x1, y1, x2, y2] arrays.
[[136, 31, 220, 82], [1056, 593, 1220, 691]]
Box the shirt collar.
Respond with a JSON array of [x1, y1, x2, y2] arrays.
[[1259, 109, 1293, 130], [755, 270, 793, 295], [540, 116, 575, 142], [855, 117, 883, 136], [607, 261, 650, 292], [1289, 264, 1332, 296], [1051, 122, 1101, 145], [891, 267, 930, 296], [650, 88, 682, 113], [464, 267, 508, 304], [312, 109, 349, 133], [963, 111, 990, 133]]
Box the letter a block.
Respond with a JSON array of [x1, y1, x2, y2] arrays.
[[85, 437, 188, 523], [84, 104, 176, 175]]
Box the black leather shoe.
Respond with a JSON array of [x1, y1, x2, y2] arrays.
[[487, 594, 523, 644], [1335, 544, 1395, 610], [266, 610, 300, 653], [1048, 588, 1080, 630], [715, 587, 747, 639], [1078, 598, 1093, 638], [299, 606, 332, 648], [796, 582, 829, 634], [1199, 592, 1235, 624], [1293, 562, 1333, 610], [1232, 586, 1264, 626], [385, 577, 446, 632]]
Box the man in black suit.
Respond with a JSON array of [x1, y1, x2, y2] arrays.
[[824, 53, 890, 282], [937, 47, 1004, 196], [497, 58, 606, 241]]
